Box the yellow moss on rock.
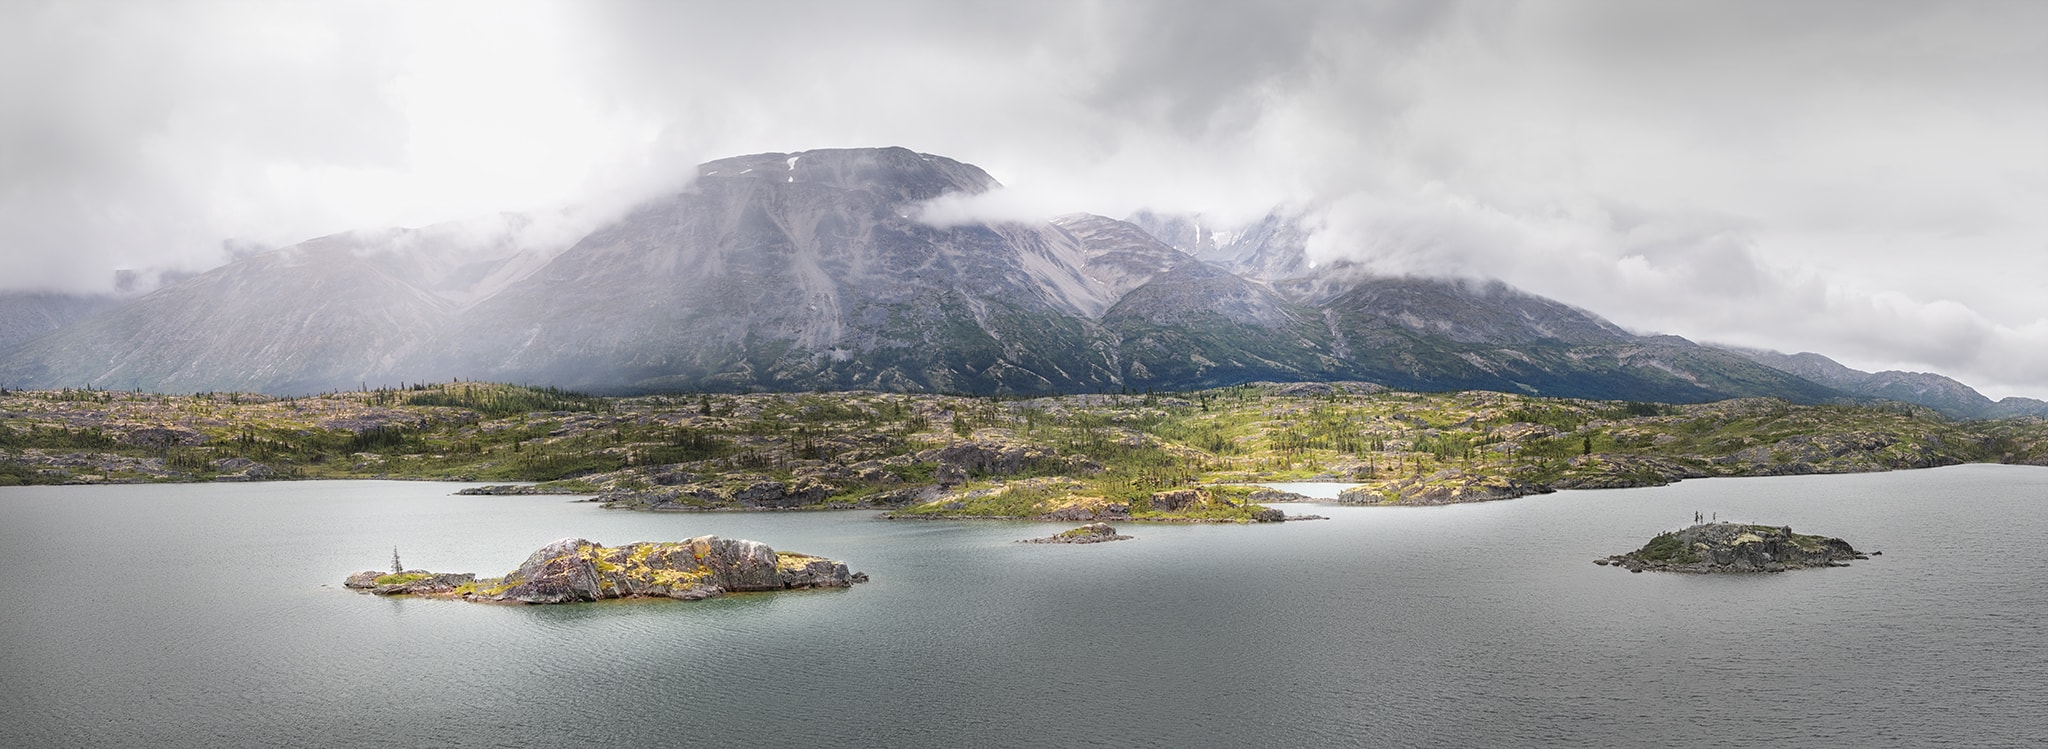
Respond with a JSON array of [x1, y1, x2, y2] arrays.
[[776, 551, 821, 572]]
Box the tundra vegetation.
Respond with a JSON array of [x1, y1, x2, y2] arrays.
[[4, 381, 2046, 520]]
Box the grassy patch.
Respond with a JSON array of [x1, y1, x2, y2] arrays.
[[1634, 532, 1698, 564], [403, 383, 609, 418]]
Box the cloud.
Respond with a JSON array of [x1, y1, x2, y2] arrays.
[[1210, 0, 2048, 397], [0, 0, 682, 294], [0, 1, 412, 290]]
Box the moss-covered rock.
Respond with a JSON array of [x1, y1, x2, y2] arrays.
[[1598, 522, 1867, 573], [344, 536, 864, 604], [1021, 523, 1133, 544], [343, 569, 477, 595]]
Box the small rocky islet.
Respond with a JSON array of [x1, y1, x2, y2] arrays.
[[345, 536, 866, 604], [1021, 522, 1132, 544], [1598, 522, 1872, 574]]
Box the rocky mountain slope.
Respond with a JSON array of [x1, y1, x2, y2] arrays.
[[1130, 208, 1314, 282], [0, 292, 118, 351], [421, 148, 1120, 394], [1, 217, 566, 394], [0, 146, 1992, 408], [1054, 213, 1337, 388]]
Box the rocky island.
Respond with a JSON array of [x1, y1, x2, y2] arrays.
[[345, 536, 865, 604], [1022, 523, 1132, 544], [1598, 522, 1870, 573]]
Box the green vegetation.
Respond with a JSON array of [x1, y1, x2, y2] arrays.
[[402, 383, 610, 418], [5, 381, 2048, 520], [1635, 532, 1699, 564], [0, 460, 38, 487]]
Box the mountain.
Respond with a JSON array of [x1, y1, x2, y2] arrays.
[[1052, 213, 1335, 388], [0, 292, 119, 351], [1131, 208, 1314, 282], [1128, 208, 1839, 402], [0, 217, 565, 393], [421, 148, 1121, 393], [1728, 348, 2048, 419], [1056, 212, 1836, 401], [0, 146, 1891, 405], [1295, 277, 1838, 402]]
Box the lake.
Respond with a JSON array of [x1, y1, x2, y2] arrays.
[[3, 465, 2046, 748]]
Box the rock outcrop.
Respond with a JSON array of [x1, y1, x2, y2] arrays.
[[453, 484, 588, 496], [596, 478, 840, 511], [209, 457, 275, 481], [345, 536, 864, 604], [343, 569, 477, 595], [1021, 523, 1133, 544], [1243, 488, 1311, 504], [1147, 488, 1207, 512], [1551, 454, 1709, 490], [1338, 470, 1549, 505], [1038, 498, 1132, 522], [1597, 522, 1869, 574], [918, 437, 1064, 476]]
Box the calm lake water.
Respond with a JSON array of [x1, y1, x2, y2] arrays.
[[3, 465, 2046, 748]]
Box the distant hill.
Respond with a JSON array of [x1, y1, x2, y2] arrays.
[[1724, 347, 2048, 419]]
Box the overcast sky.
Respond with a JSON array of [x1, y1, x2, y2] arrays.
[[4, 0, 2047, 397]]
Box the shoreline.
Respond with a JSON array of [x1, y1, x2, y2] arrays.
[[9, 462, 2040, 522], [7, 383, 2037, 513]]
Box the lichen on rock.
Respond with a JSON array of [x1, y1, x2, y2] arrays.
[[344, 535, 865, 604]]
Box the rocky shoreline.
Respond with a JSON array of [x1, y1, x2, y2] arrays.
[[453, 484, 586, 496], [6, 384, 2028, 524], [1597, 522, 1871, 574], [1337, 469, 1551, 505], [880, 510, 1327, 523], [345, 535, 866, 604]]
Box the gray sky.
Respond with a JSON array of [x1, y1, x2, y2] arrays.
[[5, 0, 2047, 397]]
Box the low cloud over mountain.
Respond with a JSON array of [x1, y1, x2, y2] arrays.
[[2, 148, 1844, 408]]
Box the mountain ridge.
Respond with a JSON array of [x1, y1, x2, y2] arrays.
[[1722, 347, 2048, 419], [0, 146, 2012, 413]]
